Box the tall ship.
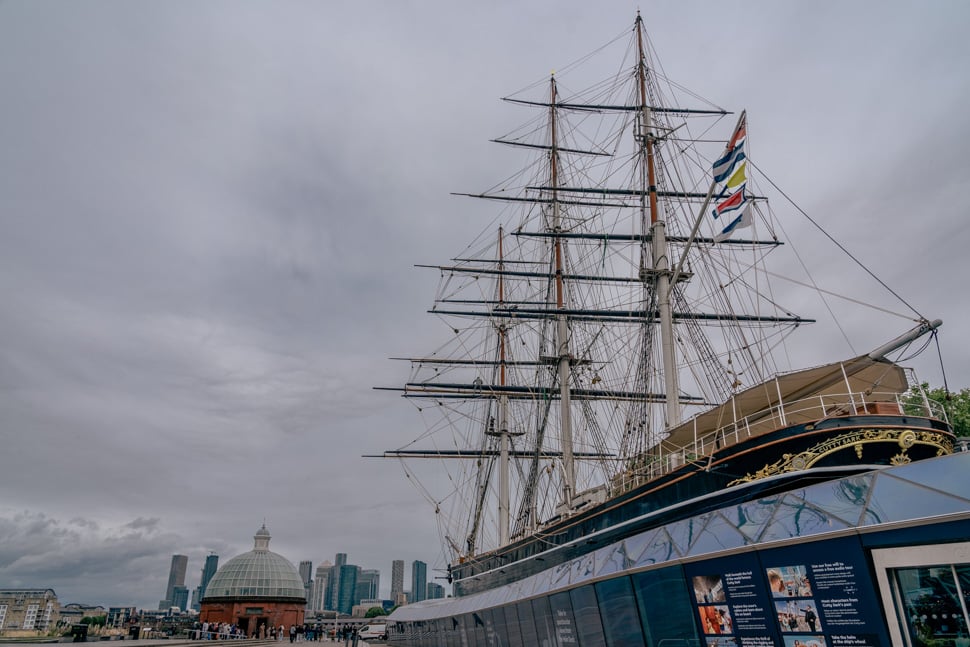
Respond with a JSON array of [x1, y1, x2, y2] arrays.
[[378, 14, 968, 647]]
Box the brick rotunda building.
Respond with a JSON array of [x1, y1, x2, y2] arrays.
[[199, 525, 305, 636]]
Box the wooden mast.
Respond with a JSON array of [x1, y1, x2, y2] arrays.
[[549, 75, 576, 507], [636, 12, 681, 429]]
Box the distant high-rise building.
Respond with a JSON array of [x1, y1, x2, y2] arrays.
[[159, 554, 188, 610], [426, 582, 445, 600], [411, 561, 427, 603], [298, 560, 313, 608], [171, 586, 189, 611], [298, 561, 313, 585], [326, 553, 350, 611], [390, 560, 404, 600], [336, 565, 359, 615], [193, 553, 220, 611], [310, 562, 332, 612], [355, 569, 380, 605]]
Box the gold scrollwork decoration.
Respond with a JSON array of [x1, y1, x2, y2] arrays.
[[726, 429, 952, 487]]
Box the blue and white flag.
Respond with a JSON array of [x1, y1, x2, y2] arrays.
[[714, 204, 753, 242], [712, 113, 747, 183]]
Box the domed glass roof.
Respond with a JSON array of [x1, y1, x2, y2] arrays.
[[202, 525, 306, 601]]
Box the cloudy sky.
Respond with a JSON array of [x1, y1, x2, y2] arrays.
[[1, 1, 968, 608]]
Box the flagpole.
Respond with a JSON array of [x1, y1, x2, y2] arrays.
[[670, 110, 746, 287]]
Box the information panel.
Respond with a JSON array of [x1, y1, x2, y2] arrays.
[[685, 551, 777, 646], [758, 536, 890, 647], [683, 536, 890, 647]]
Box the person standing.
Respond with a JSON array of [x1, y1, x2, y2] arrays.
[[804, 606, 817, 631]]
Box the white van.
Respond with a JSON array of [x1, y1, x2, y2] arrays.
[[358, 623, 387, 640]]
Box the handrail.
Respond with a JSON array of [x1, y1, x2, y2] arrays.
[[614, 387, 949, 493]]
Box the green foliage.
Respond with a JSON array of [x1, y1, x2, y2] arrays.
[[905, 383, 970, 437], [364, 607, 388, 618], [79, 616, 107, 627]]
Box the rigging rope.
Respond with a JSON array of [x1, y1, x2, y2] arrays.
[[750, 159, 926, 321]]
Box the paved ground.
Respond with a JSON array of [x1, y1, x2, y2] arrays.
[[0, 641, 379, 647]]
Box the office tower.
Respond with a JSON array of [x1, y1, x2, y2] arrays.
[[427, 582, 445, 600], [336, 565, 359, 615], [298, 560, 313, 608], [391, 560, 404, 600], [192, 553, 220, 610], [355, 569, 380, 605], [311, 562, 332, 612], [171, 585, 189, 611], [411, 560, 427, 603], [299, 561, 313, 585], [159, 554, 188, 609], [326, 553, 349, 611]]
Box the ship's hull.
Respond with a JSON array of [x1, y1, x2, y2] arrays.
[[449, 413, 953, 596], [386, 449, 970, 647]]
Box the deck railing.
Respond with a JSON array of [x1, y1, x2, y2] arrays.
[[613, 388, 948, 494]]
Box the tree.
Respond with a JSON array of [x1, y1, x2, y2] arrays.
[[80, 616, 107, 627], [905, 384, 970, 437], [364, 607, 388, 618]]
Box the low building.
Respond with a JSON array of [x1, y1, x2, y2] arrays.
[[0, 589, 59, 635]]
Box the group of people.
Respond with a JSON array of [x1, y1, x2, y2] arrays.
[[192, 621, 247, 640], [281, 624, 359, 644], [189, 621, 365, 644]]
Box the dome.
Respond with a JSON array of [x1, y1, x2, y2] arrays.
[[202, 525, 306, 601]]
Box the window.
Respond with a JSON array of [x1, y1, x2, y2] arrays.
[[594, 577, 645, 646], [872, 541, 970, 647]]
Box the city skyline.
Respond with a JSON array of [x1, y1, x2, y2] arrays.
[[2, 1, 968, 612], [138, 548, 440, 614]]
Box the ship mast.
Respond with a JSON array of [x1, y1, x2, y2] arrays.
[[495, 228, 512, 545], [549, 75, 576, 505], [636, 13, 681, 428]]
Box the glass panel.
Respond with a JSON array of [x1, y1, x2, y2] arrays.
[[879, 451, 970, 498], [551, 562, 573, 589], [634, 527, 678, 567], [758, 493, 850, 543], [893, 564, 969, 644], [664, 517, 700, 558], [724, 496, 780, 540], [685, 511, 749, 557], [865, 473, 970, 526], [595, 542, 633, 578], [485, 607, 508, 647], [532, 596, 555, 646], [516, 600, 538, 646], [623, 529, 659, 565], [570, 585, 607, 647], [798, 474, 873, 526], [549, 591, 579, 646], [570, 553, 596, 586], [958, 564, 970, 630], [595, 577, 645, 647], [504, 602, 523, 647], [632, 566, 699, 647]]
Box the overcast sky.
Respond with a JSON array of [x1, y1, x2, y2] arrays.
[[1, 1, 968, 609]]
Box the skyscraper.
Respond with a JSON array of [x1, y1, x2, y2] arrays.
[[336, 565, 359, 615], [411, 560, 427, 603], [298, 560, 313, 609], [326, 553, 349, 611], [172, 586, 189, 611], [192, 553, 219, 611], [310, 562, 332, 612], [159, 554, 188, 610], [356, 570, 380, 604], [427, 582, 445, 600], [391, 560, 404, 600]]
